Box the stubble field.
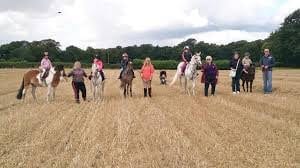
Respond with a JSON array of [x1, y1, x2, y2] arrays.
[[0, 69, 298, 167]]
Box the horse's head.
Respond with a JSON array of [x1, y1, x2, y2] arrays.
[[191, 52, 202, 65], [55, 65, 67, 81], [127, 61, 133, 70]]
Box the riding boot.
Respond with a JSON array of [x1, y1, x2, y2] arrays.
[[148, 88, 152, 97], [100, 71, 105, 81], [144, 88, 147, 97]]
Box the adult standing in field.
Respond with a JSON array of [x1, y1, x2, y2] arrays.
[[140, 57, 155, 97], [201, 56, 219, 97], [68, 61, 87, 103], [230, 52, 243, 94], [260, 49, 275, 94], [40, 51, 53, 84]]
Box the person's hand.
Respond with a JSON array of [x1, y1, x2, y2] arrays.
[[264, 66, 268, 69], [261, 65, 264, 68]]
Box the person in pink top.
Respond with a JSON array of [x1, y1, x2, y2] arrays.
[[89, 55, 105, 81], [40, 51, 53, 81], [140, 57, 155, 97]]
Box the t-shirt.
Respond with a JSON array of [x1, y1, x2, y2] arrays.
[[68, 68, 87, 82]]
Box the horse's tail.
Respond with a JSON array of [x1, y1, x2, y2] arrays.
[[16, 78, 24, 99], [170, 73, 179, 86]]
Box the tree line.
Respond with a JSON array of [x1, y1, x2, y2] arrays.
[[0, 9, 299, 67]]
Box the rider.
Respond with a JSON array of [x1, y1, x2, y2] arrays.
[[118, 53, 135, 79], [91, 55, 105, 81], [181, 46, 193, 75], [40, 51, 53, 83], [242, 52, 252, 74]]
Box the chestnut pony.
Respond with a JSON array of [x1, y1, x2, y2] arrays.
[[16, 65, 66, 102]]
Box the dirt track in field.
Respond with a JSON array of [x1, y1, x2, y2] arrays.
[[0, 69, 298, 167]]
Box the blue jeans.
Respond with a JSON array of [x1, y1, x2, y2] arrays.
[[231, 74, 241, 92], [263, 71, 272, 93]]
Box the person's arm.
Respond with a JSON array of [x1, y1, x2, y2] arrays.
[[83, 70, 87, 77], [182, 52, 187, 62], [259, 57, 264, 67], [49, 60, 53, 68], [41, 59, 45, 67], [67, 70, 73, 77], [269, 57, 275, 68], [140, 66, 144, 78], [215, 65, 219, 78], [150, 66, 155, 80]]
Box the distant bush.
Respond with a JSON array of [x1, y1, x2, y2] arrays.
[[213, 60, 230, 70]]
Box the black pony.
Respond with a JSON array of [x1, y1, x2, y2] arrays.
[[241, 64, 255, 92]]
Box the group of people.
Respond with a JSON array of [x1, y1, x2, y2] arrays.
[[39, 52, 155, 103], [38, 46, 275, 103]]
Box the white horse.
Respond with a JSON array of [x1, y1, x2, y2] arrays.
[[170, 53, 202, 95], [91, 64, 105, 101], [16, 65, 66, 102]]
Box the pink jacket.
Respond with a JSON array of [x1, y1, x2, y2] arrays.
[[141, 65, 154, 81], [94, 59, 103, 71], [40, 58, 52, 69]]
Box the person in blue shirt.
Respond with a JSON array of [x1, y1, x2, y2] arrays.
[[260, 48, 275, 94]]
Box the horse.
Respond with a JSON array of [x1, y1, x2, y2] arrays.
[[241, 64, 255, 92], [170, 53, 202, 95], [16, 65, 66, 102], [120, 61, 134, 97], [91, 63, 105, 101]]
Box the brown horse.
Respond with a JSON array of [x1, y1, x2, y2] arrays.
[[120, 62, 134, 97], [241, 64, 255, 92], [16, 65, 66, 101]]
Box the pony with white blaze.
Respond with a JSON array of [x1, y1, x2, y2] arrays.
[[16, 65, 66, 102], [170, 52, 202, 95], [91, 63, 105, 100]]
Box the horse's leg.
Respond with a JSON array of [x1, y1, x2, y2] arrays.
[[242, 80, 245, 92], [250, 81, 253, 92], [31, 86, 37, 100], [22, 86, 29, 101], [47, 86, 52, 102], [95, 85, 98, 100], [123, 84, 127, 98], [184, 78, 188, 95], [130, 83, 132, 97], [52, 87, 56, 100], [246, 81, 249, 92], [192, 80, 196, 96], [180, 76, 183, 87], [101, 82, 105, 99]]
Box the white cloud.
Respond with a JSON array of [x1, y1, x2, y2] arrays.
[[0, 0, 298, 49], [164, 30, 270, 46]]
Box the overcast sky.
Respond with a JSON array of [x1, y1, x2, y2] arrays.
[[0, 0, 299, 49]]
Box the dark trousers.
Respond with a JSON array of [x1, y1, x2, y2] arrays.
[[204, 80, 216, 96], [72, 81, 86, 102], [232, 75, 241, 92]]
